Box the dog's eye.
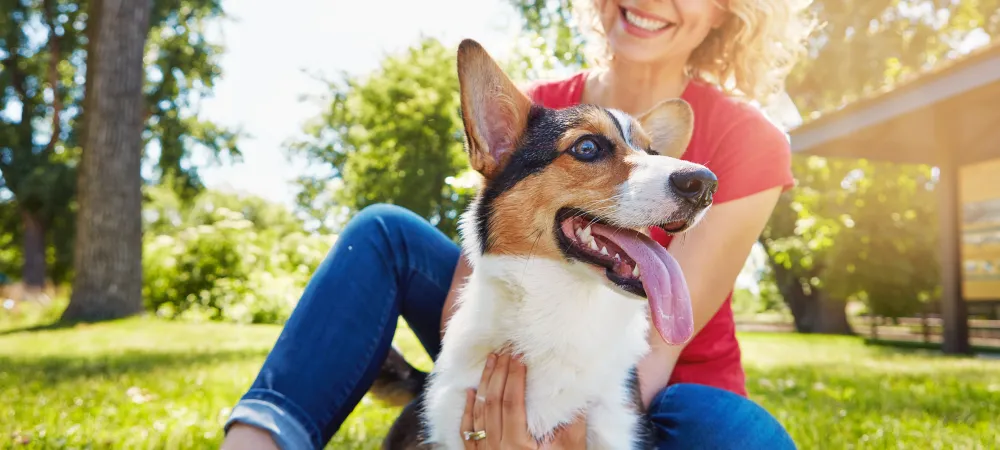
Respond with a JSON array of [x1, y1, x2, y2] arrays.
[[569, 138, 602, 161]]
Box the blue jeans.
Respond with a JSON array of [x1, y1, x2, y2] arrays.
[[225, 204, 795, 450]]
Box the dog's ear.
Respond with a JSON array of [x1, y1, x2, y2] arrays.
[[457, 39, 533, 180], [636, 98, 694, 159]]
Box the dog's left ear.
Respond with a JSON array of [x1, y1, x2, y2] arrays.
[[636, 98, 694, 159], [457, 39, 533, 180]]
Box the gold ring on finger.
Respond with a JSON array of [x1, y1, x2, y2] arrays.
[[463, 430, 487, 441]]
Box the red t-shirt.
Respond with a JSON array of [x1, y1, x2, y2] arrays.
[[523, 72, 795, 397]]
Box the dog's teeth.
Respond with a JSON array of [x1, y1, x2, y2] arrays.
[[633, 265, 640, 277], [600, 246, 609, 256], [614, 254, 621, 261], [574, 227, 583, 239], [582, 225, 592, 240], [589, 240, 599, 251]]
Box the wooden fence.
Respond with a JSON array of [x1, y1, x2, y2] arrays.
[[736, 315, 1000, 350]]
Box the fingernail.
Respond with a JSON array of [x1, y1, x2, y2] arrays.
[[486, 353, 496, 369]]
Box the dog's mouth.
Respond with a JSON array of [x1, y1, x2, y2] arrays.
[[554, 208, 695, 345]]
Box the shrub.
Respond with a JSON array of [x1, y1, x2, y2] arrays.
[[142, 187, 336, 324]]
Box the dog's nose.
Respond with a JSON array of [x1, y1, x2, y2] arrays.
[[669, 167, 718, 206]]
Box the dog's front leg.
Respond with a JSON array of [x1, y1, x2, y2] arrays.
[[421, 381, 472, 450], [585, 399, 645, 450]]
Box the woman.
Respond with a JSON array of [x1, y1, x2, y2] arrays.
[[222, 0, 813, 448]]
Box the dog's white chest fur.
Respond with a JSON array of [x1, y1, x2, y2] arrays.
[[422, 254, 652, 449]]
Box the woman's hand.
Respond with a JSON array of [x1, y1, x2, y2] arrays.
[[460, 351, 588, 450]]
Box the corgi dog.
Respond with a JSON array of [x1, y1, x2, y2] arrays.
[[369, 39, 718, 450]]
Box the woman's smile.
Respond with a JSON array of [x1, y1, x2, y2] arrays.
[[619, 6, 676, 38]]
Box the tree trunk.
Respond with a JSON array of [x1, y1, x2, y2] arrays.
[[21, 210, 47, 291], [769, 257, 854, 335], [813, 290, 853, 334], [62, 0, 152, 322]]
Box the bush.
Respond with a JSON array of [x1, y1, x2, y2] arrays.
[[732, 275, 791, 321], [142, 187, 336, 324]]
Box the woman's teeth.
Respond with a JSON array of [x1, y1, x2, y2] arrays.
[[624, 10, 670, 31]]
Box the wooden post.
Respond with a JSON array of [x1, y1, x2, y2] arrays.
[[921, 311, 930, 344], [937, 160, 971, 354]]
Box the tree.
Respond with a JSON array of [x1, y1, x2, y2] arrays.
[[0, 0, 83, 293], [761, 0, 999, 332], [786, 0, 1000, 118], [59, 0, 152, 321], [143, 0, 242, 200], [0, 0, 238, 291], [287, 37, 477, 239], [761, 157, 940, 333]]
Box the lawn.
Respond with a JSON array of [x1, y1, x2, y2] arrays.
[[1, 317, 998, 449]]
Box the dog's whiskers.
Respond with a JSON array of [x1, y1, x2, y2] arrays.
[[521, 228, 545, 281]]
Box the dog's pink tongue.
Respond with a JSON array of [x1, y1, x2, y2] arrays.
[[591, 224, 694, 345]]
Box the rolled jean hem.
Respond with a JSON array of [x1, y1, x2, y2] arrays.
[[224, 389, 318, 450]]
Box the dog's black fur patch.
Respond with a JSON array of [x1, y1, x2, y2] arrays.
[[627, 367, 656, 450], [370, 346, 432, 449], [473, 105, 597, 254], [382, 397, 432, 450], [370, 345, 429, 407], [603, 108, 629, 145]]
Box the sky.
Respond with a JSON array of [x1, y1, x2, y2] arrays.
[[196, 0, 523, 207]]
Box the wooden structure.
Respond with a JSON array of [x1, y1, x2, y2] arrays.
[[788, 43, 1000, 354]]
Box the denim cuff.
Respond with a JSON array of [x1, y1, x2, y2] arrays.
[[224, 389, 318, 450]]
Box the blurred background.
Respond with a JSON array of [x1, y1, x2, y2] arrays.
[[1, 0, 999, 448]]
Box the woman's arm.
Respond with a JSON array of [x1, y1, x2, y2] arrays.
[[636, 186, 783, 408]]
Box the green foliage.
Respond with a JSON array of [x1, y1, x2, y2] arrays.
[[141, 185, 336, 324], [763, 157, 940, 318], [143, 0, 244, 199], [763, 2, 997, 321], [288, 37, 477, 239], [788, 0, 1000, 118], [1, 320, 998, 448], [0, 0, 83, 285], [0, 198, 23, 279], [506, 0, 588, 76], [732, 277, 789, 319]]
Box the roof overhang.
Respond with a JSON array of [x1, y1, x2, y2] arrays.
[[789, 44, 1000, 167]]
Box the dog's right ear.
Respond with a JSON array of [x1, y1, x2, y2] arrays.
[[457, 39, 533, 180], [636, 98, 694, 159]]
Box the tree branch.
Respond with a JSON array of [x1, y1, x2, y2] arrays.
[[42, 0, 63, 157], [1, 7, 34, 150], [0, 55, 30, 103]]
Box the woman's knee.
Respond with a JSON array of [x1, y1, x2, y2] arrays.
[[339, 204, 422, 246], [346, 203, 413, 232], [647, 383, 795, 450]]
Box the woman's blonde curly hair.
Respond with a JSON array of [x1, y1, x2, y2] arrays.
[[572, 0, 816, 106]]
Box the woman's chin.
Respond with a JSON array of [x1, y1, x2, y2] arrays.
[[606, 38, 669, 64]]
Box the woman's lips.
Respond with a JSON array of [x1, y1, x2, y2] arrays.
[[619, 6, 675, 38]]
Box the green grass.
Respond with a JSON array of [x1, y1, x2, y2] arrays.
[[1, 317, 998, 449]]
